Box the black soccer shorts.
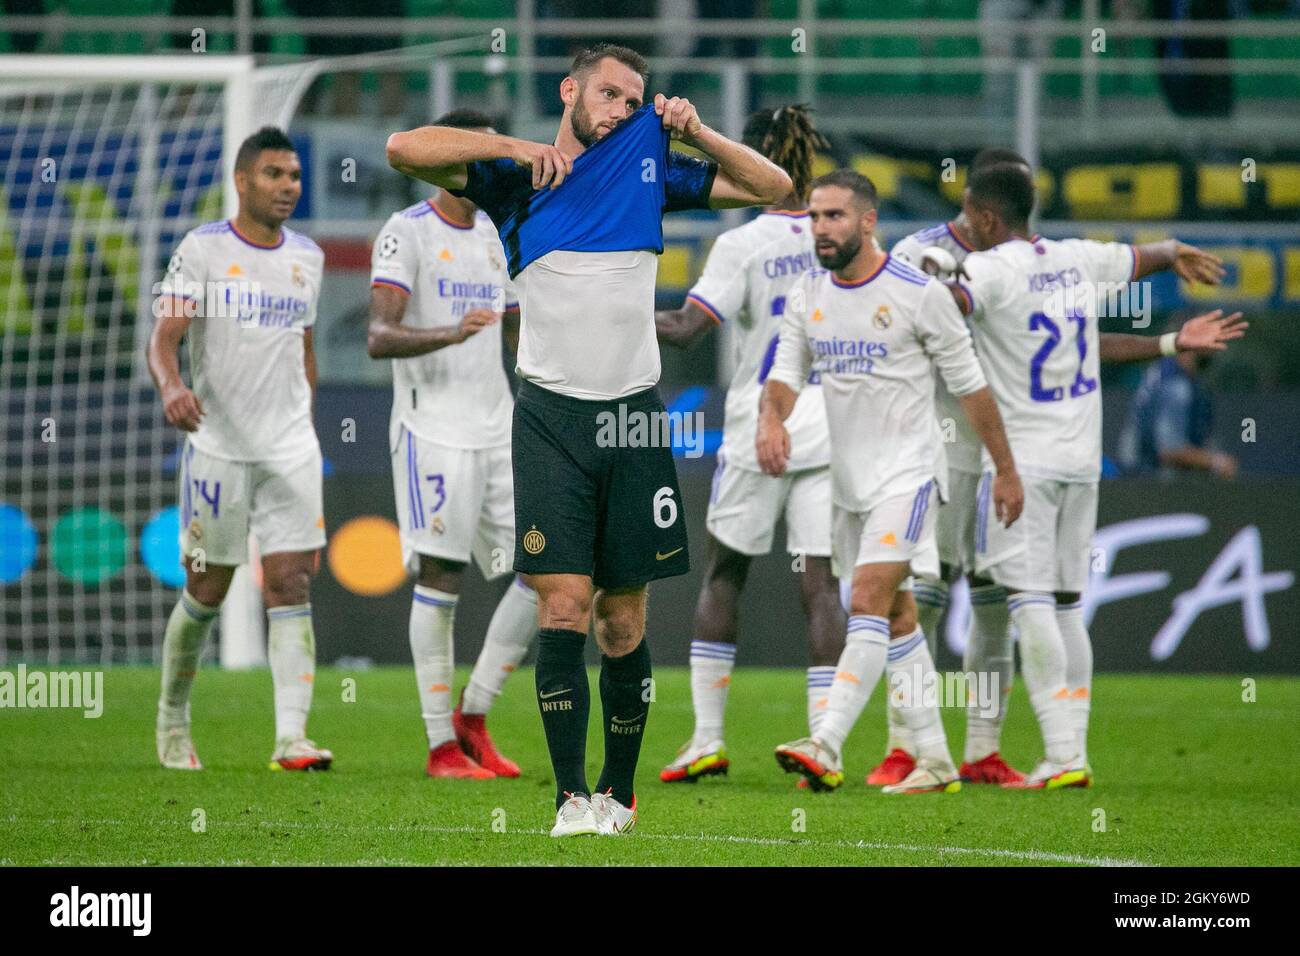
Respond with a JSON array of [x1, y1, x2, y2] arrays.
[[512, 380, 691, 590]]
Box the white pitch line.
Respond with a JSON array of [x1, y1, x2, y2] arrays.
[[1, 815, 1148, 867]]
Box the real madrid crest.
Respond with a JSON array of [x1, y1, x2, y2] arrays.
[[872, 304, 893, 329], [291, 263, 305, 288], [188, 517, 203, 542]]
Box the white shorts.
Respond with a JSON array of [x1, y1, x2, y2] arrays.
[[935, 467, 981, 573], [392, 424, 514, 579], [705, 456, 831, 557], [831, 480, 940, 581], [974, 473, 1098, 593], [177, 439, 325, 567]]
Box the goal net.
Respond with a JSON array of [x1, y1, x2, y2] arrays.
[[0, 42, 483, 668]]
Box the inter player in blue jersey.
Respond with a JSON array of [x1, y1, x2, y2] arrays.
[[386, 44, 792, 836]]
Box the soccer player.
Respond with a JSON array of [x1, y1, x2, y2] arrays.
[[654, 105, 846, 784], [760, 170, 1025, 794], [951, 163, 1238, 788], [877, 147, 1033, 787], [148, 127, 331, 772], [882, 149, 1245, 789], [385, 44, 792, 835], [368, 109, 538, 780]]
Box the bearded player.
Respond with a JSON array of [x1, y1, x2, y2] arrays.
[[761, 170, 1024, 794], [386, 44, 791, 835]]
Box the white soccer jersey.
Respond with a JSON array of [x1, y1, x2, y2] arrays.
[[768, 254, 987, 512], [164, 219, 324, 462], [891, 221, 983, 474], [957, 235, 1138, 483], [687, 210, 829, 473], [371, 201, 518, 449]]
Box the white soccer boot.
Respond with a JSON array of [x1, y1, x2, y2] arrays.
[[269, 737, 333, 771], [881, 757, 962, 794], [157, 724, 203, 770], [550, 792, 601, 838], [591, 789, 638, 835]]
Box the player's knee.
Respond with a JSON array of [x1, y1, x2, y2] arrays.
[[890, 603, 918, 637], [417, 555, 464, 594], [704, 540, 749, 589], [798, 556, 837, 602], [263, 568, 311, 608], [184, 566, 233, 607], [538, 589, 591, 632]]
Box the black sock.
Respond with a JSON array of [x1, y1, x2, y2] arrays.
[[595, 638, 651, 807], [535, 627, 590, 809]]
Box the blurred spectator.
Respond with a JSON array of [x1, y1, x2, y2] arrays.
[[283, 0, 406, 116], [535, 1, 656, 115], [1153, 0, 1235, 117], [1117, 319, 1238, 479], [3, 0, 44, 53]]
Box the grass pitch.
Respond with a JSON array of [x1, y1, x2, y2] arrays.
[[2, 667, 1296, 866]]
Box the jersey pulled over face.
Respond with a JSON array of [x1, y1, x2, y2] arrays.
[[891, 221, 982, 473], [767, 254, 986, 512], [165, 220, 323, 462], [957, 236, 1138, 483], [450, 103, 717, 401], [687, 210, 829, 473], [371, 201, 518, 449]]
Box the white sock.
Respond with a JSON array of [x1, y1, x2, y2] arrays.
[[816, 615, 889, 757], [410, 585, 457, 749], [158, 590, 219, 727], [267, 603, 317, 743], [689, 640, 735, 746], [806, 665, 836, 736], [1008, 592, 1077, 765], [1057, 599, 1092, 766], [964, 582, 1013, 763], [887, 627, 955, 767], [462, 576, 537, 715]]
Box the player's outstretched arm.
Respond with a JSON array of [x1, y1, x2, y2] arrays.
[[147, 298, 204, 432], [367, 285, 500, 358], [655, 300, 716, 349], [1132, 238, 1226, 285], [385, 126, 573, 191], [955, 388, 1024, 527], [653, 94, 792, 208], [1099, 310, 1247, 364]]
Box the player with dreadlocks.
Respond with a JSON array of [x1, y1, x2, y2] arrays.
[[656, 105, 844, 784]]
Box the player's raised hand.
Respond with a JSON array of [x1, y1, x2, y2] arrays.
[[654, 93, 703, 143], [457, 308, 500, 341], [993, 470, 1024, 528], [511, 140, 573, 190], [755, 416, 791, 477], [162, 383, 204, 432], [1174, 309, 1247, 352], [1172, 241, 1226, 286]]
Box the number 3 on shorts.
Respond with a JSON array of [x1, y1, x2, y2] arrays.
[[654, 486, 678, 529]]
